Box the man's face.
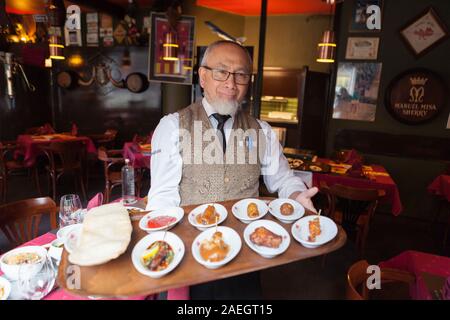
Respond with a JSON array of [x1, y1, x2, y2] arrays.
[[199, 43, 251, 114]]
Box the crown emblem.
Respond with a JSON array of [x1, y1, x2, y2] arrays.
[[410, 77, 428, 86]]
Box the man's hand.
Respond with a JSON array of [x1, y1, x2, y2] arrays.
[[289, 187, 319, 213]]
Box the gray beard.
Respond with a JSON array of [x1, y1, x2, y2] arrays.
[[210, 99, 240, 116]]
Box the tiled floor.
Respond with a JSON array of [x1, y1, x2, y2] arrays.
[[1, 168, 449, 299]]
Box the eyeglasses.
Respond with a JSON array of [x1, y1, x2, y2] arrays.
[[202, 66, 252, 85]]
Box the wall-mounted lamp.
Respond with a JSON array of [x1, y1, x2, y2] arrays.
[[163, 31, 179, 61]]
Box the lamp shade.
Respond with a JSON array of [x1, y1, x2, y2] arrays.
[[49, 35, 64, 60], [316, 30, 336, 63], [163, 31, 179, 61], [6, 0, 46, 14]]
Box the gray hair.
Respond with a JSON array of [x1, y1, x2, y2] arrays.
[[200, 40, 253, 73]]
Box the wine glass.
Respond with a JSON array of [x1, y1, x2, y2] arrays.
[[17, 255, 56, 300], [59, 194, 83, 228]]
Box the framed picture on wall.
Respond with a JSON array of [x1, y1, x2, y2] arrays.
[[332, 62, 383, 122], [399, 7, 449, 57], [345, 37, 380, 60], [349, 0, 383, 32], [148, 12, 195, 85]]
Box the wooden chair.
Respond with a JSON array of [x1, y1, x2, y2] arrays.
[[0, 141, 41, 203], [346, 260, 416, 300], [0, 197, 57, 249], [320, 182, 386, 256], [87, 129, 118, 149], [98, 147, 142, 204], [40, 140, 87, 201]]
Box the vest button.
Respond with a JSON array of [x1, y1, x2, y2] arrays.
[[224, 177, 230, 183]]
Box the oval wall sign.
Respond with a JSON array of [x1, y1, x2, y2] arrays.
[[385, 69, 447, 125]]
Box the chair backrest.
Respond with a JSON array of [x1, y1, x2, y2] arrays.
[[97, 147, 125, 180], [104, 129, 118, 138], [44, 140, 86, 171], [320, 183, 385, 223], [0, 197, 57, 248], [347, 259, 416, 300]]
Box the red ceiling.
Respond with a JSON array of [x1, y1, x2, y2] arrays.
[[196, 0, 332, 16]]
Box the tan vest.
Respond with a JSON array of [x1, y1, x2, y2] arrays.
[[178, 102, 265, 206]]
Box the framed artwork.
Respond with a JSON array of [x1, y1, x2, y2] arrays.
[[399, 7, 449, 57], [332, 62, 383, 122], [148, 12, 195, 85], [345, 37, 379, 60], [349, 0, 383, 32]]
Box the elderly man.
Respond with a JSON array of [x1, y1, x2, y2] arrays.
[[146, 40, 318, 298]]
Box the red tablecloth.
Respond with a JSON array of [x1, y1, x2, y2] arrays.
[[16, 134, 97, 167], [428, 175, 450, 202], [313, 160, 403, 215], [123, 142, 151, 169], [379, 250, 450, 300]]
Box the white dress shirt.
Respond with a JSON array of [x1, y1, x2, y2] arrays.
[[146, 98, 308, 209]]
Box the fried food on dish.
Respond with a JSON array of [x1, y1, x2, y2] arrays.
[[247, 202, 259, 218], [250, 226, 282, 248], [141, 240, 174, 271], [200, 231, 230, 262], [308, 217, 322, 242], [280, 203, 294, 216], [196, 205, 219, 225]]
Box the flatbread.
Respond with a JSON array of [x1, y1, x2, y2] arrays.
[[68, 203, 133, 266]]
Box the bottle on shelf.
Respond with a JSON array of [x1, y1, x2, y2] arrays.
[[121, 158, 137, 205]]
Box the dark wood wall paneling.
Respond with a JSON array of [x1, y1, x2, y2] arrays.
[[57, 46, 162, 146]]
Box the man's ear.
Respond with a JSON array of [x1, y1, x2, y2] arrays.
[[198, 67, 207, 88]]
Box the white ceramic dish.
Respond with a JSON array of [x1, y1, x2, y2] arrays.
[[48, 239, 64, 262], [56, 223, 83, 241], [188, 203, 228, 231], [0, 246, 47, 281], [0, 276, 11, 300], [291, 215, 338, 248], [63, 224, 83, 254], [191, 226, 242, 269], [268, 198, 305, 224], [132, 231, 185, 279], [243, 220, 290, 259], [231, 199, 269, 224], [139, 207, 184, 233]]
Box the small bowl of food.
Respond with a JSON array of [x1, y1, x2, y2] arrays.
[[0, 276, 11, 300], [0, 246, 47, 281], [191, 226, 242, 269], [231, 199, 269, 224], [291, 215, 338, 249], [243, 220, 290, 259], [139, 207, 184, 233], [188, 203, 228, 231], [268, 198, 305, 224], [132, 231, 185, 279]]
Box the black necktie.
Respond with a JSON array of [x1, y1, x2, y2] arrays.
[[211, 113, 231, 152]]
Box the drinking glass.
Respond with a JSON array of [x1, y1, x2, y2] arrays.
[[59, 194, 83, 228], [17, 255, 56, 300]]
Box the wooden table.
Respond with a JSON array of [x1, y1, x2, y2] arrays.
[[57, 198, 347, 298]]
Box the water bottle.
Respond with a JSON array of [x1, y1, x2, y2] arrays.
[[122, 159, 137, 205]]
